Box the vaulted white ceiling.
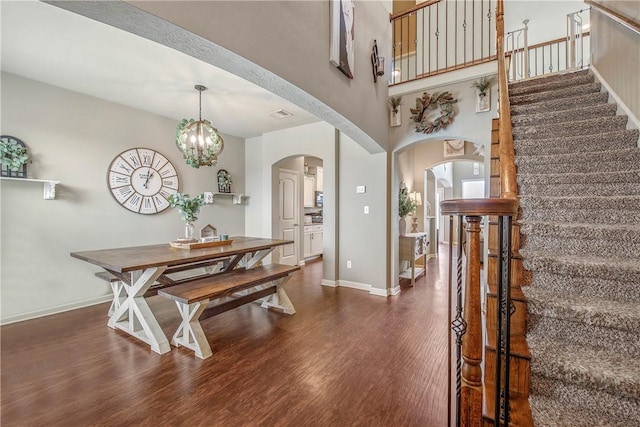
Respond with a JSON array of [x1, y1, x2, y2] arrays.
[[1, 1, 320, 138]]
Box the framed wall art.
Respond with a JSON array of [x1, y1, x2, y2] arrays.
[[330, 0, 355, 79], [444, 140, 465, 157]]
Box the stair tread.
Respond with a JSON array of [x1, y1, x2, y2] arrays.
[[510, 92, 609, 117], [522, 250, 640, 276], [516, 146, 640, 163], [517, 169, 640, 184], [527, 336, 640, 399], [521, 221, 640, 238], [509, 82, 601, 106], [512, 115, 628, 140], [511, 103, 617, 127], [529, 393, 638, 427], [519, 194, 640, 208], [509, 73, 595, 96], [523, 286, 640, 331], [514, 128, 639, 151]]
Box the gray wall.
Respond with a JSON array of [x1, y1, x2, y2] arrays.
[[52, 0, 391, 153], [338, 133, 388, 292], [0, 73, 245, 323]]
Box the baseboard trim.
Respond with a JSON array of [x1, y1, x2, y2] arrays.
[[1, 294, 112, 326], [321, 279, 337, 288], [337, 280, 390, 297], [389, 285, 401, 296]]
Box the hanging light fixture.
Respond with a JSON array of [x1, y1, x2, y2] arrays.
[[175, 85, 224, 168]]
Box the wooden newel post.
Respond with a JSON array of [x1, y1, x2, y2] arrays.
[[461, 215, 483, 426]]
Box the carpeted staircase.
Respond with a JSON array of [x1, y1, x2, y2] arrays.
[[509, 69, 640, 426]]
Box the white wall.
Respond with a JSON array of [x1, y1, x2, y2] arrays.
[[590, 1, 640, 126], [245, 122, 338, 282], [0, 73, 245, 323], [245, 123, 388, 295]]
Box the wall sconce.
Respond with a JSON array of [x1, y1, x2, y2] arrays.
[[371, 39, 385, 82]]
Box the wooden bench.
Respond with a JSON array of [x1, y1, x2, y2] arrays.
[[95, 258, 233, 318], [158, 263, 300, 359]]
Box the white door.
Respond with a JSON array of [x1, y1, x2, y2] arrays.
[[279, 169, 299, 266]]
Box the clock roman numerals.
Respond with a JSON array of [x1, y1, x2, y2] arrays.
[[108, 148, 179, 215]]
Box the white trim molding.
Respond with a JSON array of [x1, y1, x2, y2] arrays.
[[321, 279, 338, 288], [1, 294, 112, 325], [336, 280, 391, 297], [389, 285, 401, 296]]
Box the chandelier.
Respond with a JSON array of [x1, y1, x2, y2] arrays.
[[175, 85, 224, 168]]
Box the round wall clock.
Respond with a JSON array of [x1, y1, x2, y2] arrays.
[[107, 148, 179, 214]]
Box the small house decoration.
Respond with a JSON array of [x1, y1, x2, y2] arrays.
[[217, 169, 232, 193], [410, 91, 458, 134], [388, 96, 402, 127], [200, 224, 217, 241], [471, 76, 495, 113], [1, 135, 29, 178]]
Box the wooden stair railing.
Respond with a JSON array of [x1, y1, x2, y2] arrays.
[[442, 1, 533, 425], [442, 199, 519, 426]]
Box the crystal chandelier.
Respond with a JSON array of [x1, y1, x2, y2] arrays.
[[175, 85, 224, 168]]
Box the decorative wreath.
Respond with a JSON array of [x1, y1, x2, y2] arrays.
[[409, 91, 458, 134]]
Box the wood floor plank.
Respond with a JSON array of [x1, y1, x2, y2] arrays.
[[1, 255, 451, 426]]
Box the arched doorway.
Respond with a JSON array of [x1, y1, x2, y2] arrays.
[[393, 138, 486, 292], [271, 155, 324, 267]]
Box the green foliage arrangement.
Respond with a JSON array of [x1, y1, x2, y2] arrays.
[[471, 76, 496, 95], [410, 91, 458, 134], [168, 193, 206, 222], [399, 187, 417, 218], [388, 96, 403, 113], [1, 139, 29, 171], [175, 119, 224, 168]]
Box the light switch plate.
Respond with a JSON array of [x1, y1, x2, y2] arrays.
[[356, 185, 366, 193]]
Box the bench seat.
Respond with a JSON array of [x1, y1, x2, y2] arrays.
[[95, 257, 233, 317], [158, 263, 300, 359]]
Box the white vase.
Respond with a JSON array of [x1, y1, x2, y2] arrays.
[[399, 217, 407, 236]]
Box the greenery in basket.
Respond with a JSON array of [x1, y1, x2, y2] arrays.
[[399, 187, 417, 218], [168, 193, 206, 222], [175, 119, 224, 169], [1, 139, 29, 171]]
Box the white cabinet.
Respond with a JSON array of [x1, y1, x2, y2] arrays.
[[303, 225, 323, 257], [303, 176, 315, 207], [316, 167, 324, 192]]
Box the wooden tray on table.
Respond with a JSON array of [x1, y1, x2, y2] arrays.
[[169, 239, 233, 250]]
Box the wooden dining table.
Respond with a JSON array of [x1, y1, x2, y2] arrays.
[[70, 236, 293, 354]]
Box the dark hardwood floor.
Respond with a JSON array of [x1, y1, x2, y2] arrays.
[[1, 254, 451, 426]]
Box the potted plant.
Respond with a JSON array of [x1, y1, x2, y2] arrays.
[[399, 187, 417, 236], [471, 76, 496, 97], [388, 96, 403, 127], [1, 137, 29, 177], [168, 193, 206, 241]]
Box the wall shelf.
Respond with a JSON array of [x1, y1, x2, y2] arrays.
[[211, 192, 246, 205], [1, 177, 60, 199]]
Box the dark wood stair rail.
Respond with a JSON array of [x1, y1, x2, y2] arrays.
[[442, 198, 518, 427]]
